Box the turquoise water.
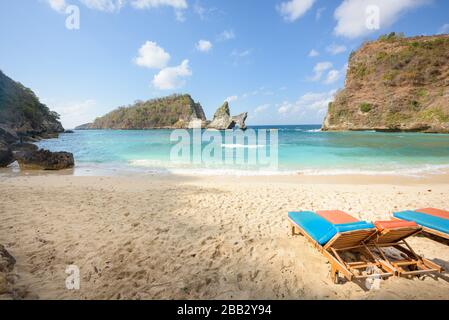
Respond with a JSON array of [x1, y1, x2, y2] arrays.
[[36, 125, 449, 176]]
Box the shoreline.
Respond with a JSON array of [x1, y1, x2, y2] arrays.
[[2, 164, 449, 185]]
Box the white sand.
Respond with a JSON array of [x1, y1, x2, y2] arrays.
[[1, 173, 449, 299]]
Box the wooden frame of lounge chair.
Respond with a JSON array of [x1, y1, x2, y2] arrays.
[[289, 218, 394, 284], [421, 227, 449, 240], [366, 225, 443, 277]]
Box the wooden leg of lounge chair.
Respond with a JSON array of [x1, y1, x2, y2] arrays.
[[331, 267, 340, 284]]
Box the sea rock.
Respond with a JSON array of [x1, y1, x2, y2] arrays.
[[15, 149, 75, 170], [231, 112, 248, 130], [10, 142, 38, 160], [0, 141, 14, 167], [64, 130, 74, 133], [207, 102, 248, 130]]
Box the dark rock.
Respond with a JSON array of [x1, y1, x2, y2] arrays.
[[64, 130, 74, 133], [0, 245, 16, 273], [0, 141, 14, 167], [11, 142, 38, 160], [15, 149, 75, 170], [0, 125, 19, 144]]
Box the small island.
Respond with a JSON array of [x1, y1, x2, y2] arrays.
[[76, 95, 248, 131]]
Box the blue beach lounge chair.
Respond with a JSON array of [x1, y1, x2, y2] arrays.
[[288, 211, 393, 284], [393, 208, 449, 241]]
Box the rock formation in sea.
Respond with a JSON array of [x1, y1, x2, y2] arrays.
[[0, 70, 74, 169], [75, 95, 248, 131], [76, 94, 208, 130], [322, 33, 449, 133], [15, 149, 75, 170], [207, 101, 248, 130]]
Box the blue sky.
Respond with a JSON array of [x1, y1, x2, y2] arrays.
[[0, 0, 448, 128]]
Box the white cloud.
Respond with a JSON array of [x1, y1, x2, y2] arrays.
[[276, 0, 316, 22], [47, 0, 67, 12], [231, 49, 251, 57], [196, 40, 213, 52], [218, 30, 235, 41], [50, 99, 98, 129], [438, 24, 449, 34], [308, 49, 319, 57], [175, 10, 186, 22], [310, 61, 333, 81], [334, 0, 430, 38], [134, 41, 171, 69], [152, 59, 192, 90], [315, 7, 326, 20], [193, 1, 218, 20], [254, 104, 270, 115], [324, 69, 340, 84], [326, 43, 347, 55], [80, 0, 126, 12], [277, 90, 337, 118], [131, 0, 188, 10], [225, 95, 238, 103], [278, 103, 290, 114]]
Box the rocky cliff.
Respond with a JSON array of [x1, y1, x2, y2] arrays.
[[0, 70, 68, 168], [207, 101, 248, 130], [322, 34, 449, 133], [78, 94, 207, 130], [0, 70, 64, 138]]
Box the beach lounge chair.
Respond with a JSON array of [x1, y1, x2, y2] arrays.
[[393, 208, 449, 240], [288, 211, 393, 284], [368, 220, 443, 277]]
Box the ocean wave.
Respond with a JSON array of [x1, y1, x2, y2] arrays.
[[75, 160, 449, 177], [220, 143, 266, 149], [305, 128, 322, 132]]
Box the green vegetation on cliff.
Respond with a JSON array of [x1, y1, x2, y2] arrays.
[[323, 34, 449, 133], [83, 94, 207, 129], [0, 70, 63, 136]]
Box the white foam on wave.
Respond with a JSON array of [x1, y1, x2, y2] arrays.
[[220, 143, 266, 149], [124, 159, 449, 177]]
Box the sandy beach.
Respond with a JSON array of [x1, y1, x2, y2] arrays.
[[1, 172, 449, 300]]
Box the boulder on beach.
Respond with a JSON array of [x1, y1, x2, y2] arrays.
[[0, 245, 16, 296], [15, 149, 75, 170], [0, 141, 14, 167]]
